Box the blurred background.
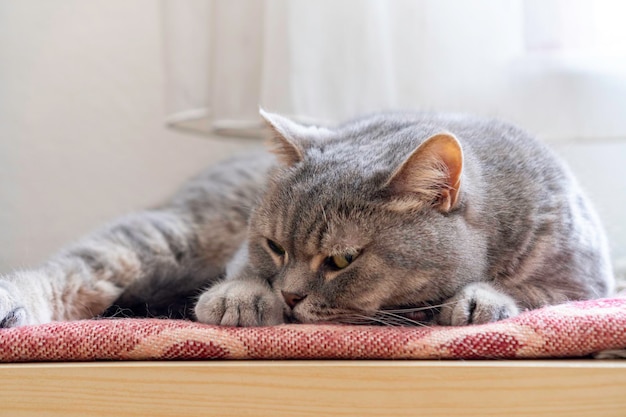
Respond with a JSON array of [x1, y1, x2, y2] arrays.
[[1, 0, 625, 279]]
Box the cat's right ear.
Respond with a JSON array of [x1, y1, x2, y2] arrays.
[[260, 109, 331, 167], [384, 133, 464, 212]]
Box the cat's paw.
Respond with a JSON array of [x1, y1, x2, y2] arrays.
[[194, 280, 284, 327], [437, 282, 519, 326], [0, 281, 29, 328]]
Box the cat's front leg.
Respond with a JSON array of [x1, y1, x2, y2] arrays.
[[437, 282, 520, 326], [0, 280, 36, 327], [0, 260, 132, 328], [195, 278, 284, 327], [195, 244, 284, 327], [0, 271, 61, 327], [0, 209, 217, 328]]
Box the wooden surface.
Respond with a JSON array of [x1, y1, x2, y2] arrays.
[[0, 360, 625, 417]]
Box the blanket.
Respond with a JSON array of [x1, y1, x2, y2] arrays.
[[1, 298, 625, 362]]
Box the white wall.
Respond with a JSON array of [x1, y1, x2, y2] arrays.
[[1, 1, 624, 275], [0, 1, 253, 270]]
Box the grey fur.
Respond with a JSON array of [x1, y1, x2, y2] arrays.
[[0, 111, 614, 328]]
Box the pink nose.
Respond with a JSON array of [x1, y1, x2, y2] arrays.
[[281, 291, 307, 309]]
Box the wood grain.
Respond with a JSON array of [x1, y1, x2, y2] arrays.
[[0, 361, 625, 417]]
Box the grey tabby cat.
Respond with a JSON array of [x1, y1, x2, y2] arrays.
[[0, 111, 614, 328]]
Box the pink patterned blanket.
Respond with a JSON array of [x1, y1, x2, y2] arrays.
[[1, 298, 625, 362]]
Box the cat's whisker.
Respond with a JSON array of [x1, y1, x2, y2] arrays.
[[352, 313, 402, 327], [335, 317, 374, 326], [374, 310, 431, 328], [381, 307, 432, 314], [353, 310, 432, 327], [381, 299, 460, 314]]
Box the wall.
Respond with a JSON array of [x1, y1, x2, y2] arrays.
[[0, 1, 252, 270], [0, 1, 624, 275]]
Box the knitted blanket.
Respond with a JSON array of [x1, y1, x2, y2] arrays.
[[1, 298, 625, 362]]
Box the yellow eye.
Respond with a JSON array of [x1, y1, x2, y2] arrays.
[[267, 239, 286, 256], [327, 253, 356, 270]]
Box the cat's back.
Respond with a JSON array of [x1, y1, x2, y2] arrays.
[[337, 112, 560, 177], [334, 112, 575, 205]]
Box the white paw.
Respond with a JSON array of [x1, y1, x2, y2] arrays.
[[194, 280, 284, 327], [0, 281, 29, 328], [437, 282, 519, 326]]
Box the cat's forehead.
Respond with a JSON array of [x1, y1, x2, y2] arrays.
[[292, 211, 373, 258], [317, 218, 371, 255], [255, 180, 378, 254]]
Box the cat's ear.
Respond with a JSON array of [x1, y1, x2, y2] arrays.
[[385, 133, 463, 212], [260, 109, 331, 167], [260, 109, 305, 166]]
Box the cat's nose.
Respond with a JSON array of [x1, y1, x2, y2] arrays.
[[281, 291, 307, 309]]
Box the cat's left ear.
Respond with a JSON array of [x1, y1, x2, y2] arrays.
[[260, 109, 331, 167], [385, 133, 463, 212]]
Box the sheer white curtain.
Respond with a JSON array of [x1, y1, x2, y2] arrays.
[[162, 0, 626, 140]]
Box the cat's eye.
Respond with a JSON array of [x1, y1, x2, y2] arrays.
[[267, 239, 286, 256], [325, 252, 357, 271]]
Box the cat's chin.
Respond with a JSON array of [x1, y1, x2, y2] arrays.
[[284, 312, 324, 325], [283, 313, 300, 324], [285, 311, 335, 325]]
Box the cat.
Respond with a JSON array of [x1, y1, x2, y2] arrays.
[[0, 110, 615, 329]]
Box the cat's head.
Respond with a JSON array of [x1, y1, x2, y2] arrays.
[[246, 110, 483, 325]]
